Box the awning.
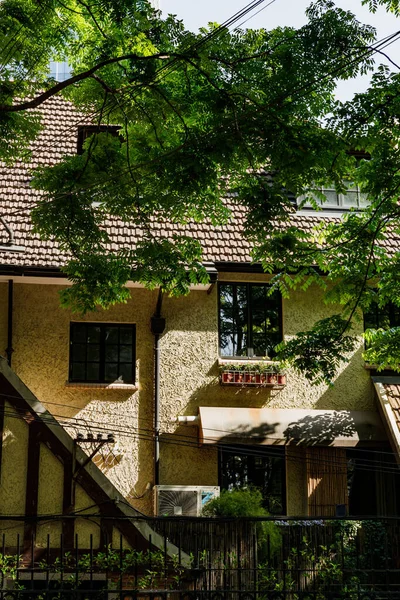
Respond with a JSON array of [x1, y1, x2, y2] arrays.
[[198, 407, 386, 446]]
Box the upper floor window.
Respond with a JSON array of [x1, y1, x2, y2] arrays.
[[49, 60, 71, 82], [77, 125, 121, 154], [299, 181, 369, 211], [218, 283, 282, 359], [364, 302, 400, 331], [69, 323, 136, 384]]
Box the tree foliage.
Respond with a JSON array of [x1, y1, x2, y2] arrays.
[[2, 0, 400, 381]]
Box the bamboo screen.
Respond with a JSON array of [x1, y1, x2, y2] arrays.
[[306, 447, 349, 517]]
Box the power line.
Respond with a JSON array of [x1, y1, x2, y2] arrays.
[[1, 392, 399, 476], [235, 0, 279, 29], [4, 25, 400, 226], [1, 1, 393, 226]]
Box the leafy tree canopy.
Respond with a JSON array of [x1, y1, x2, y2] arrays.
[[1, 0, 400, 382]]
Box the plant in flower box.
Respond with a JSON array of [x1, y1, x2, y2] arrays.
[[219, 362, 286, 386]]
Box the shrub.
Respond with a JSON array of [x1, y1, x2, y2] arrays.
[[203, 488, 281, 557]]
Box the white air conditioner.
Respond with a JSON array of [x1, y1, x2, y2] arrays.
[[154, 485, 220, 517]]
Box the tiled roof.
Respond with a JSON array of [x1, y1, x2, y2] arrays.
[[1, 96, 398, 271]]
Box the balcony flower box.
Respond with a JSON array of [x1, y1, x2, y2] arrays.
[[219, 363, 286, 387]]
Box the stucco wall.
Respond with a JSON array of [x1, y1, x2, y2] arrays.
[[158, 275, 375, 495], [0, 402, 28, 543], [0, 401, 121, 547], [10, 283, 157, 514], [4, 276, 377, 517]]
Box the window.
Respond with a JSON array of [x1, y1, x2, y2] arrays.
[[219, 445, 286, 515], [347, 449, 400, 517], [49, 60, 71, 82], [300, 181, 369, 211], [218, 283, 282, 358], [364, 301, 400, 331], [69, 323, 136, 384], [77, 125, 121, 155]]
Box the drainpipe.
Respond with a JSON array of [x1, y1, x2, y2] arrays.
[[151, 289, 165, 486], [5, 280, 13, 366]]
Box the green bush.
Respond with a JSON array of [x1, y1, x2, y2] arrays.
[[202, 488, 281, 557]]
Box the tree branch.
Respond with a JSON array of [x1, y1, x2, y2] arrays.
[[0, 52, 183, 112]]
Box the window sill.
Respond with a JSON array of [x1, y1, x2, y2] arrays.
[[65, 381, 137, 390]]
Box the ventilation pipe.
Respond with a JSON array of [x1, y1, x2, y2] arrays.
[[0, 217, 25, 253], [151, 289, 165, 486], [171, 416, 199, 425]]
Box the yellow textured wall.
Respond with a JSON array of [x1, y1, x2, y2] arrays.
[[74, 486, 101, 548], [158, 274, 374, 494], [0, 401, 123, 547], [0, 402, 28, 544], [36, 443, 63, 546], [5, 276, 376, 517], [11, 283, 157, 514]]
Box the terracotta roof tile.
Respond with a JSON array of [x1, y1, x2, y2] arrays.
[[0, 97, 398, 271]]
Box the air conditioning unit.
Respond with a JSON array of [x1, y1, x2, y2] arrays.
[[154, 485, 220, 517]]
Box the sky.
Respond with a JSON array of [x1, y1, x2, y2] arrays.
[[161, 0, 400, 101]]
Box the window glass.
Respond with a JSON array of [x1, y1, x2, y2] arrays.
[[219, 283, 281, 358], [347, 449, 400, 516], [364, 302, 400, 331], [70, 323, 135, 383], [300, 181, 369, 210], [219, 446, 286, 515]]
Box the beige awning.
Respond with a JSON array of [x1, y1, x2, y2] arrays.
[[198, 407, 386, 446]]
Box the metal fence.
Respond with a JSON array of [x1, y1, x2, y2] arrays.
[[0, 517, 400, 599]]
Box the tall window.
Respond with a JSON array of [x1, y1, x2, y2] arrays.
[[69, 323, 136, 384], [219, 446, 286, 515], [218, 283, 282, 358], [347, 449, 400, 517]]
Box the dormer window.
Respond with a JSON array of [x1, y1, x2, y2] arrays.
[[299, 181, 369, 211], [77, 125, 121, 154], [298, 151, 370, 213]]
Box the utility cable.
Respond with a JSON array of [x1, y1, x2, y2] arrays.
[[0, 394, 399, 476], [4, 25, 400, 224]]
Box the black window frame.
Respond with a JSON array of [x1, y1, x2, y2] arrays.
[[218, 282, 283, 359], [69, 322, 136, 384], [363, 301, 400, 332], [77, 125, 121, 155], [218, 444, 287, 515]]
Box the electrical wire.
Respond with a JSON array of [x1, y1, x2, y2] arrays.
[[4, 25, 400, 224], [1, 11, 400, 480], [0, 393, 399, 476], [235, 0, 279, 29], [1, 10, 395, 234], [1, 390, 399, 461], [1, 0, 276, 146]]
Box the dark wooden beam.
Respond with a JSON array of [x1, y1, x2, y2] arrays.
[[23, 422, 41, 559], [62, 454, 74, 549], [0, 373, 149, 550], [0, 397, 5, 485]]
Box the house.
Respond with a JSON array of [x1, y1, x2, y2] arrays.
[[0, 96, 399, 546]]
